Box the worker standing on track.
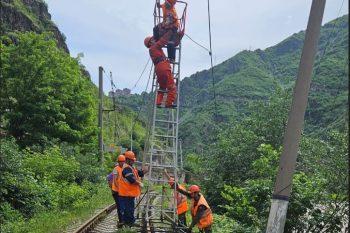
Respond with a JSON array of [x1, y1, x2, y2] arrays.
[[177, 185, 213, 233], [163, 169, 188, 226], [111, 154, 126, 227], [118, 151, 145, 227]]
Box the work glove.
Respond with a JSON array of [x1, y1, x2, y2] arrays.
[[139, 182, 144, 188]]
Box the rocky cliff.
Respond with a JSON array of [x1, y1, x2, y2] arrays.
[[0, 0, 69, 53]]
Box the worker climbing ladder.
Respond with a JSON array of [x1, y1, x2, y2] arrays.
[[142, 1, 187, 232]]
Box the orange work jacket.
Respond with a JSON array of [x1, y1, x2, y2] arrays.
[[191, 195, 213, 229], [176, 184, 188, 215], [161, 4, 179, 29], [118, 164, 141, 197], [111, 165, 123, 193]]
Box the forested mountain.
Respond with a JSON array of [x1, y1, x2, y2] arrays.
[[120, 15, 348, 153], [118, 15, 349, 232], [179, 15, 348, 152], [0, 1, 348, 232], [0, 1, 146, 231], [0, 0, 145, 151]]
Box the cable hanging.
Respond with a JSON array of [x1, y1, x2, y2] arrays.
[[131, 57, 151, 91], [129, 63, 154, 150], [207, 0, 219, 120], [184, 33, 211, 55]]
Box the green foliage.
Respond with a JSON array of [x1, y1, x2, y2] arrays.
[[219, 138, 348, 232], [193, 83, 348, 232], [23, 146, 80, 183], [0, 138, 49, 219], [1, 184, 113, 233], [220, 144, 278, 230], [0, 32, 98, 148], [0, 137, 101, 220]]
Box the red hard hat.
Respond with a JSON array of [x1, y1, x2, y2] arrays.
[[144, 36, 153, 48], [117, 154, 125, 162], [125, 151, 136, 161], [189, 185, 200, 193]]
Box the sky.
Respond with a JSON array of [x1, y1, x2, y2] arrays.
[[44, 0, 348, 94]]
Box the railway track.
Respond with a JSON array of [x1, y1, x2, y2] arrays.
[[65, 190, 186, 233]]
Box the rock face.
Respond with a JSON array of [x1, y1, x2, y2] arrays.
[[0, 0, 69, 53]]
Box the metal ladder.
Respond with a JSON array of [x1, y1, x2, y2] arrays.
[[142, 1, 187, 232]]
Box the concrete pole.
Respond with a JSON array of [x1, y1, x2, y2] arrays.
[[98, 66, 104, 167], [179, 139, 183, 170], [266, 0, 325, 232], [130, 125, 133, 151]]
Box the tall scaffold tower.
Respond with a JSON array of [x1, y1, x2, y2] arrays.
[[143, 1, 188, 232]]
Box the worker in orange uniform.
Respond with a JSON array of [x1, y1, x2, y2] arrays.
[[163, 169, 188, 226], [176, 185, 213, 233], [111, 154, 126, 227], [144, 31, 182, 108], [153, 0, 179, 61], [118, 151, 145, 227]]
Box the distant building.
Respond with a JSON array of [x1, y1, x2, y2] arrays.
[[108, 88, 131, 97]]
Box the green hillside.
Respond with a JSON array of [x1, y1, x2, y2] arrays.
[[177, 15, 348, 152], [0, 1, 347, 231], [119, 15, 348, 153], [0, 1, 147, 231]]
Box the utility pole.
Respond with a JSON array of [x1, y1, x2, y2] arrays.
[[130, 124, 133, 151], [179, 139, 183, 170], [98, 66, 104, 167], [266, 0, 325, 232]]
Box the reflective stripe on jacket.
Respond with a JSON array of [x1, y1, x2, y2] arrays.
[[118, 164, 141, 197], [111, 166, 123, 192], [176, 184, 188, 215], [191, 195, 213, 229]]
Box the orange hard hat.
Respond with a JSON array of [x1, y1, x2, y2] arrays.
[[125, 151, 136, 161], [189, 185, 200, 193], [144, 36, 153, 48], [168, 177, 175, 186], [117, 154, 125, 162]]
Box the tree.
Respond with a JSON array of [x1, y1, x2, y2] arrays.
[[0, 32, 97, 148]]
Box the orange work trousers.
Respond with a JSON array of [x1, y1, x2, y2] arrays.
[[155, 61, 176, 107]]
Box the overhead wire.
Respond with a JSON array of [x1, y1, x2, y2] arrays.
[[131, 57, 151, 92], [103, 70, 122, 141], [129, 63, 154, 149], [182, 0, 219, 118], [207, 0, 219, 121], [184, 33, 211, 55]]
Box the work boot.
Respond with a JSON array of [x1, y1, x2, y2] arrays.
[[165, 87, 176, 108], [156, 91, 164, 106]]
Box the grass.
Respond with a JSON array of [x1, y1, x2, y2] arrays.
[[2, 184, 114, 233]]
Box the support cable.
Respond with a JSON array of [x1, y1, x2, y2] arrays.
[[207, 0, 219, 120], [131, 57, 151, 92], [129, 64, 154, 149], [184, 33, 211, 55]]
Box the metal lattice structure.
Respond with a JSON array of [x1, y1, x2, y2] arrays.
[[141, 1, 188, 232]]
